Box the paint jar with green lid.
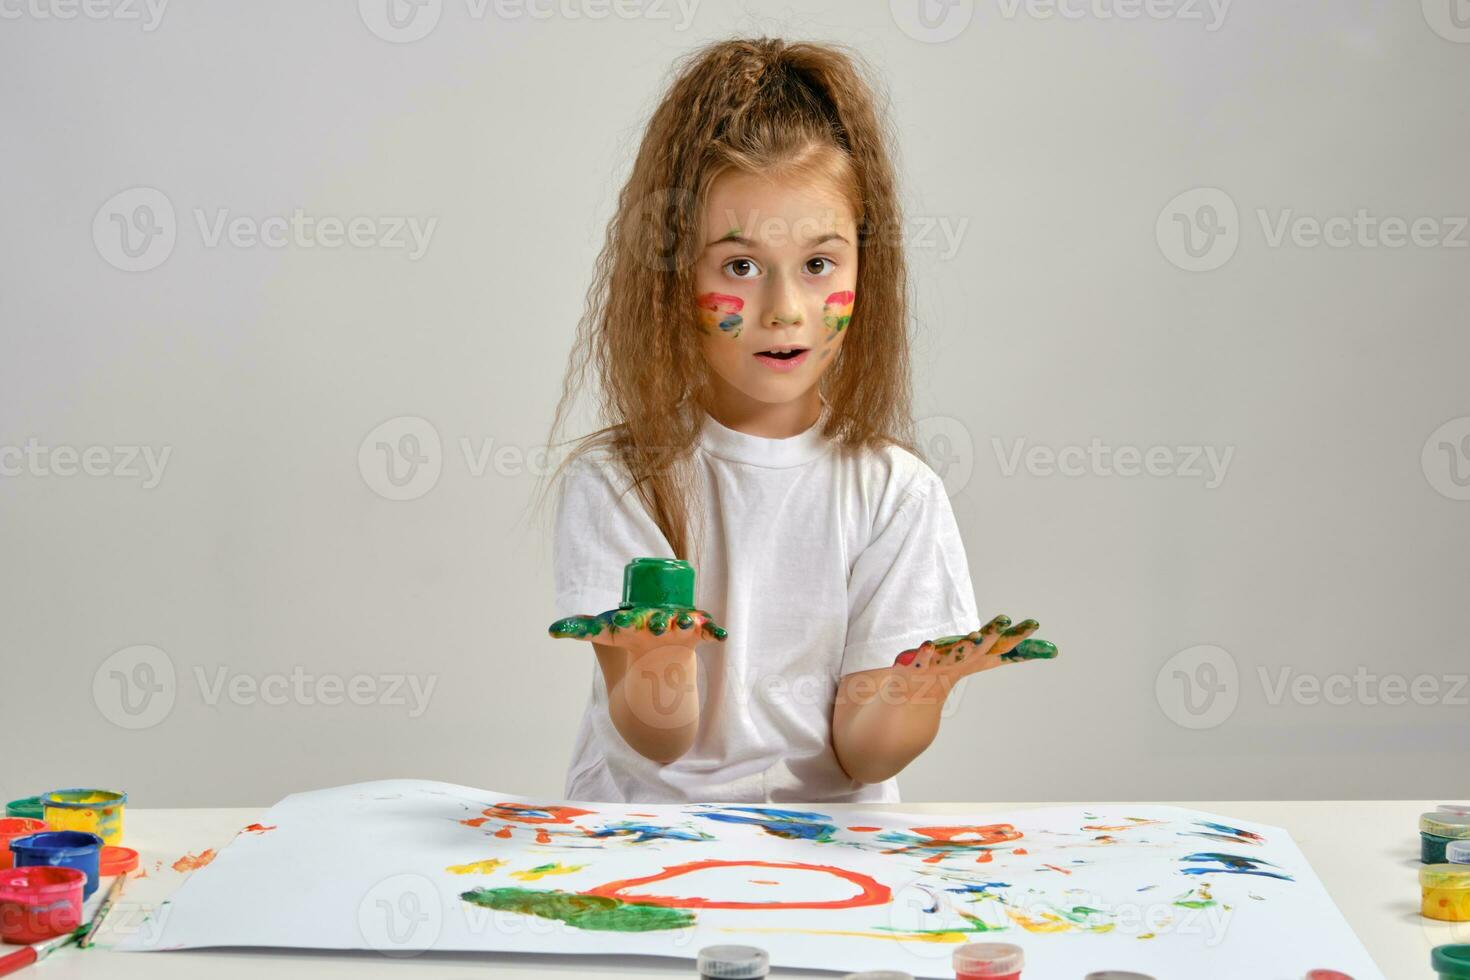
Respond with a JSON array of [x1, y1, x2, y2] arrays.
[[621, 557, 694, 609], [1423, 813, 1470, 864], [5, 799, 43, 821], [1435, 944, 1470, 979]]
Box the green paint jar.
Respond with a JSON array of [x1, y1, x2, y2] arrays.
[[1434, 944, 1470, 979], [621, 558, 695, 609], [1423, 813, 1470, 864], [5, 798, 43, 821]]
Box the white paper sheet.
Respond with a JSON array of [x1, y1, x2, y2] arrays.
[[116, 779, 1383, 979]]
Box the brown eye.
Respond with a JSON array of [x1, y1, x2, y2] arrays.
[[723, 258, 758, 279], [807, 257, 834, 275]]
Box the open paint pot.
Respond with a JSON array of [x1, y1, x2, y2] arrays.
[[954, 942, 1025, 980], [8, 831, 103, 899], [1422, 865, 1470, 922], [1434, 945, 1470, 979], [1423, 813, 1470, 864], [42, 789, 126, 845], [0, 865, 86, 944], [0, 818, 47, 870], [4, 799, 43, 822]]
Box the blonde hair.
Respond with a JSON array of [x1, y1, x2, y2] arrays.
[[535, 37, 918, 561]]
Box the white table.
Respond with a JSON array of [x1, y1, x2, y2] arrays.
[[25, 801, 1456, 978]]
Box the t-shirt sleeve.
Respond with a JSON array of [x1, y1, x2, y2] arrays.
[[552, 454, 676, 621], [840, 470, 980, 677]]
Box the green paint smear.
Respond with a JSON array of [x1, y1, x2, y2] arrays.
[[548, 605, 727, 642], [1000, 638, 1058, 662], [461, 887, 696, 932]]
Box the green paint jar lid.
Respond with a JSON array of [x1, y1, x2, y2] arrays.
[[621, 558, 694, 610], [1434, 944, 1470, 978], [5, 797, 43, 820]]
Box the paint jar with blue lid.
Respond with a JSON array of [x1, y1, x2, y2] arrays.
[[697, 945, 768, 978], [8, 830, 103, 899], [1423, 813, 1470, 864], [1434, 944, 1470, 979]]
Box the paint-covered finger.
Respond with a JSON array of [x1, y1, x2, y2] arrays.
[[548, 613, 611, 641], [988, 619, 1040, 657], [893, 639, 937, 669], [999, 637, 1058, 663]]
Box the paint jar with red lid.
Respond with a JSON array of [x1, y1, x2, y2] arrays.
[[954, 942, 1024, 980], [0, 865, 85, 944], [0, 818, 47, 870]]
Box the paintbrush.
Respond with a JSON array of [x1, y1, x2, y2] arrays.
[[79, 872, 127, 949], [0, 924, 87, 978]]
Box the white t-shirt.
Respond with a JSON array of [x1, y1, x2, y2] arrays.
[[551, 404, 979, 804]]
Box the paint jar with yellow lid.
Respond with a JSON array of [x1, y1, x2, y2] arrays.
[[42, 790, 126, 845], [1421, 864, 1470, 922]]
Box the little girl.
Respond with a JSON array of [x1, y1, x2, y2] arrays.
[[540, 38, 1052, 805]]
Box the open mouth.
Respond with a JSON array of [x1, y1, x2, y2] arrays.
[[755, 347, 809, 361]]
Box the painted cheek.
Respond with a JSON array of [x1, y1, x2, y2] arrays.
[[696, 292, 744, 339], [822, 290, 854, 339]]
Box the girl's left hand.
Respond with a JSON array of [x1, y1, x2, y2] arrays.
[[890, 614, 1057, 678]]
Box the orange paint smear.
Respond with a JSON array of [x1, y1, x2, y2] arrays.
[[535, 829, 552, 845], [241, 823, 276, 834], [461, 817, 489, 828], [922, 852, 949, 864], [749, 879, 780, 885], [1014, 848, 1028, 855], [910, 824, 1022, 846], [172, 849, 216, 872], [976, 851, 993, 864], [1081, 820, 1164, 831], [583, 859, 891, 911], [485, 803, 595, 825], [1042, 863, 1072, 875], [847, 826, 882, 832], [494, 826, 513, 839]]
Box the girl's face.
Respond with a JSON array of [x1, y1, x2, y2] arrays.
[[693, 169, 857, 417]]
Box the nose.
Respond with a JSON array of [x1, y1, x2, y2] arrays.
[[764, 270, 804, 328]]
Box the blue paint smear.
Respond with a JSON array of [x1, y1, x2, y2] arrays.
[[696, 807, 837, 842], [1180, 852, 1293, 881], [586, 822, 712, 844]]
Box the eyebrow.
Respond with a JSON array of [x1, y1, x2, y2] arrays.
[[705, 231, 851, 249]]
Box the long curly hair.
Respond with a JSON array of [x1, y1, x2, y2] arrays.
[[534, 37, 917, 562]]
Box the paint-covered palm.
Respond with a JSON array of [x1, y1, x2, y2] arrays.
[[891, 614, 1056, 676], [548, 605, 728, 652]]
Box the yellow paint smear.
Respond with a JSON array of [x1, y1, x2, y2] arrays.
[[510, 862, 586, 882], [445, 858, 507, 875]]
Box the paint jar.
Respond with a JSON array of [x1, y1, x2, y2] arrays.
[[99, 845, 140, 877], [1434, 944, 1470, 979], [696, 944, 769, 978], [1450, 841, 1470, 865], [1086, 973, 1158, 979], [8, 831, 103, 899], [1304, 971, 1355, 980], [0, 819, 47, 870], [1422, 865, 1470, 922], [42, 789, 127, 845], [1441, 805, 1470, 817], [0, 865, 86, 944], [954, 942, 1024, 980], [1423, 813, 1470, 864], [4, 799, 43, 821]]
